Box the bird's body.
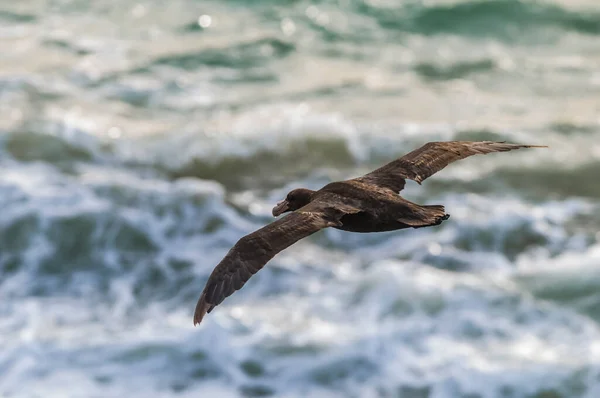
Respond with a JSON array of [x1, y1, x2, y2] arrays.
[[311, 180, 448, 233], [193, 141, 547, 325]]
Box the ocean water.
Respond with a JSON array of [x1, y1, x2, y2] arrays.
[[1, 0, 600, 397]]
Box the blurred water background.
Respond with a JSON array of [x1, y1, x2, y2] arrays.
[[1, 0, 600, 397]]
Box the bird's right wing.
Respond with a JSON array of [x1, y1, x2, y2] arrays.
[[356, 141, 546, 192], [193, 199, 359, 325]]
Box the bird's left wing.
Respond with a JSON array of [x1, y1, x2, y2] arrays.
[[193, 199, 359, 325], [355, 141, 546, 192]]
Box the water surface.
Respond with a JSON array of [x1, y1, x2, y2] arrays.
[[1, 0, 600, 397]]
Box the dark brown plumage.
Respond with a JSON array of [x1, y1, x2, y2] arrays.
[[194, 141, 546, 325]]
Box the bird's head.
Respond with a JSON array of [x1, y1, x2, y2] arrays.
[[272, 188, 315, 217]]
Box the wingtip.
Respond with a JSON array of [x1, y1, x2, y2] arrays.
[[495, 142, 548, 148], [499, 143, 548, 150], [193, 292, 210, 326]]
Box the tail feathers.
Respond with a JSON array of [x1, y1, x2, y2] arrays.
[[422, 204, 446, 216], [401, 205, 449, 229]]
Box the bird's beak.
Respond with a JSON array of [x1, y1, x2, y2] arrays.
[[272, 200, 289, 217]]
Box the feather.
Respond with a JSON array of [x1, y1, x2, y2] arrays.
[[357, 141, 546, 191]]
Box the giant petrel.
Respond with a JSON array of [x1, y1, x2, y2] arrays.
[[194, 141, 546, 325]]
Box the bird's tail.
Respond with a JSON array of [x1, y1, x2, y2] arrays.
[[403, 204, 449, 229], [421, 204, 447, 219]]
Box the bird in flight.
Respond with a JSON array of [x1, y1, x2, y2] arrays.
[[194, 141, 546, 325]]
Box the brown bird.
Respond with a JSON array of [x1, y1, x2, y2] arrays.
[[193, 141, 546, 325]]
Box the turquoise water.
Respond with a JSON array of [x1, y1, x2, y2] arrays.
[[1, 0, 600, 397]]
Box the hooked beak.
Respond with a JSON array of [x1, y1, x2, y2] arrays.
[[272, 200, 289, 217]]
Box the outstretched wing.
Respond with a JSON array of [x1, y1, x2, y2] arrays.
[[357, 141, 546, 191], [193, 199, 359, 325]]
